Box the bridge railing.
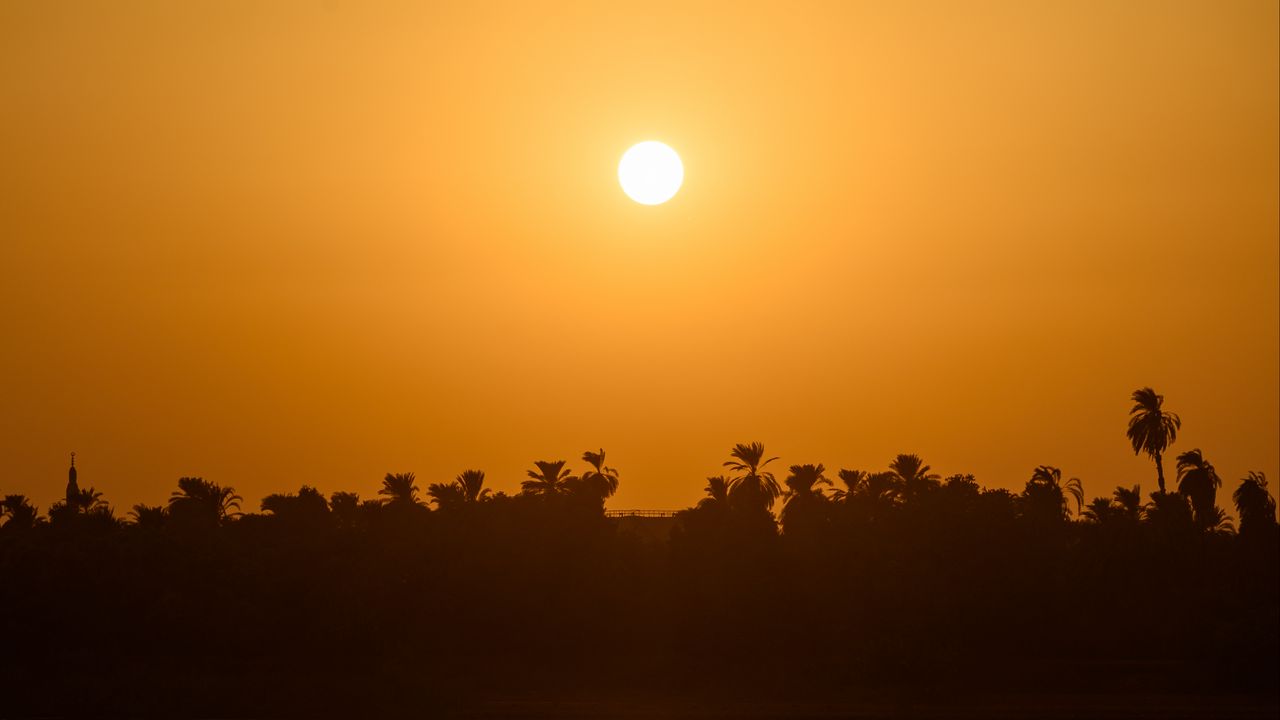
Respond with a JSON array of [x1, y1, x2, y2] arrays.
[[604, 509, 680, 519]]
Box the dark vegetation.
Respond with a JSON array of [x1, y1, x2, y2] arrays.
[[1, 388, 1276, 716]]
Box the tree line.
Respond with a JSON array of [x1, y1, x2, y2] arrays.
[[3, 388, 1273, 537], [0, 387, 1275, 715]]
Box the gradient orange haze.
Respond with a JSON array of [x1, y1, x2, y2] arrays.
[[2, 1, 1276, 513]]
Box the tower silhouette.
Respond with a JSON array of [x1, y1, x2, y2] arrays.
[[66, 452, 79, 507]]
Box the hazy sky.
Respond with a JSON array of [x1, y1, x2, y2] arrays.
[[2, 1, 1276, 513]]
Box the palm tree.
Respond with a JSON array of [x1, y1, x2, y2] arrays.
[[1233, 471, 1277, 536], [723, 442, 781, 511], [1126, 387, 1181, 493], [426, 482, 466, 510], [830, 469, 867, 503], [168, 477, 242, 525], [1022, 466, 1084, 520], [0, 495, 38, 530], [378, 472, 421, 506], [783, 464, 831, 500], [1202, 507, 1236, 536], [1142, 489, 1194, 531], [580, 449, 620, 499], [329, 491, 363, 528], [1084, 485, 1143, 526], [129, 504, 166, 529], [780, 463, 832, 531], [1113, 484, 1143, 519], [456, 469, 490, 503], [428, 469, 490, 510], [522, 460, 574, 496], [70, 487, 109, 514], [831, 469, 899, 522], [1176, 449, 1222, 529], [888, 453, 941, 501], [1083, 497, 1118, 524], [697, 476, 732, 511]]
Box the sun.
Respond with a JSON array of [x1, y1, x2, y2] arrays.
[[618, 141, 683, 205]]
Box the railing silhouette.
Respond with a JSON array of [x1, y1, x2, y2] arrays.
[[605, 509, 679, 518]]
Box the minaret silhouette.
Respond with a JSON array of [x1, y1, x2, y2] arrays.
[[66, 452, 79, 507]]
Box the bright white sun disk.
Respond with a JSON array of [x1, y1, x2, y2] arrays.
[[618, 141, 683, 205]]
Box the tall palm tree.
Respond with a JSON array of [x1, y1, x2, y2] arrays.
[[580, 449, 620, 499], [1127, 387, 1181, 493], [888, 453, 941, 501], [168, 477, 242, 524], [1233, 471, 1277, 536], [522, 460, 574, 496], [723, 442, 781, 511], [378, 472, 421, 506], [1176, 449, 1222, 529], [697, 476, 732, 510]]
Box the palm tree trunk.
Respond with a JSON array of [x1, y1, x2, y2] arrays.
[[1155, 453, 1166, 494]]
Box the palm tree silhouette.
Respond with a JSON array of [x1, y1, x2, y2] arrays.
[[426, 482, 464, 509], [71, 486, 109, 514], [1083, 485, 1142, 525], [379, 472, 421, 506], [1232, 471, 1277, 535], [780, 463, 832, 530], [1024, 465, 1084, 520], [522, 460, 575, 496], [888, 453, 940, 501], [1113, 484, 1142, 519], [830, 469, 866, 503], [456, 469, 489, 503], [697, 476, 732, 510], [1083, 497, 1116, 523], [1143, 489, 1194, 530], [168, 477, 242, 525], [1127, 387, 1181, 493], [783, 464, 831, 501], [723, 442, 781, 511], [428, 469, 490, 509], [832, 469, 901, 507], [1, 494, 39, 530], [129, 504, 166, 529], [1202, 507, 1236, 535], [1031, 465, 1084, 516], [329, 491, 363, 528], [580, 449, 620, 499], [1176, 449, 1222, 529]]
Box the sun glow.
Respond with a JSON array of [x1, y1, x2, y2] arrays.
[[618, 141, 683, 205]]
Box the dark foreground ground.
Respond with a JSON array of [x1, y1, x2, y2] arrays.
[[454, 696, 1275, 720], [12, 696, 1277, 719]]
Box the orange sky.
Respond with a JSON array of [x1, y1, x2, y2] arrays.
[[2, 1, 1276, 514]]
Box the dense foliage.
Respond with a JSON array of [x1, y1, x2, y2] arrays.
[[1, 393, 1276, 716]]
